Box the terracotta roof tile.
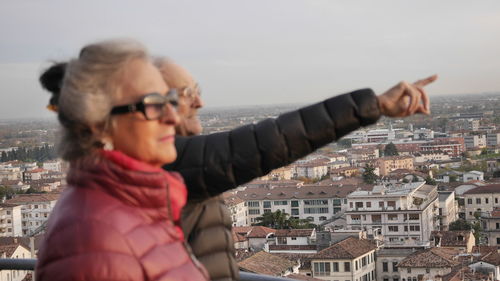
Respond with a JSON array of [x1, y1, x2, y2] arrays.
[[275, 229, 314, 237], [247, 226, 276, 238], [313, 237, 376, 259], [238, 251, 297, 276], [463, 184, 500, 194], [398, 248, 459, 268]]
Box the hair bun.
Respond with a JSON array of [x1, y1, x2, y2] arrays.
[[40, 62, 67, 106]]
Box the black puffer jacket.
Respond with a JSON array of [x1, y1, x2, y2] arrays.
[[167, 89, 381, 281]]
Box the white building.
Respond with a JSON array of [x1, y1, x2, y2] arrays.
[[224, 193, 248, 226], [345, 182, 438, 247], [5, 193, 60, 235], [42, 160, 62, 172], [311, 237, 377, 281], [437, 191, 458, 231], [486, 133, 500, 147], [0, 204, 23, 237], [238, 184, 364, 225], [376, 248, 416, 281], [463, 184, 500, 221], [464, 135, 487, 149], [0, 243, 31, 281], [463, 170, 484, 182], [268, 228, 317, 254]]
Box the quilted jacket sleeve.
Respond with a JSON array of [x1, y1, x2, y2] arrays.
[[35, 219, 143, 281], [166, 88, 380, 200]]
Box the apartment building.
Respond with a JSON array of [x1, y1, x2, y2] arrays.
[[269, 229, 317, 254], [464, 135, 487, 149], [42, 160, 62, 172], [294, 160, 328, 179], [420, 138, 465, 158], [311, 237, 377, 281], [376, 248, 415, 281], [376, 156, 414, 177], [480, 208, 500, 248], [430, 230, 475, 253], [5, 193, 60, 235], [487, 133, 500, 147], [223, 192, 248, 226], [345, 182, 438, 247], [237, 184, 371, 224], [0, 204, 22, 237], [463, 184, 500, 221], [437, 191, 458, 231]]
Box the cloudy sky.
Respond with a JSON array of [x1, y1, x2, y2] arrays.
[[1, 0, 499, 119]]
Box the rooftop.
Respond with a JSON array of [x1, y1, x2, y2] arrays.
[[274, 229, 314, 238], [398, 248, 459, 268], [238, 251, 297, 276], [463, 184, 500, 195], [313, 237, 376, 260]]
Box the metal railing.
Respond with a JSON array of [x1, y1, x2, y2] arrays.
[[0, 259, 298, 281]]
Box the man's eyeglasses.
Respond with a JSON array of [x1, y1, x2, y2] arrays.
[[110, 90, 178, 120], [178, 84, 201, 101]]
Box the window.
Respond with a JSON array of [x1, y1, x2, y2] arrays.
[[393, 279, 399, 281], [313, 262, 331, 276], [388, 226, 398, 232], [274, 200, 288, 206], [387, 201, 396, 207], [291, 200, 299, 207], [355, 202, 364, 208], [350, 202, 353, 208], [384, 279, 389, 281], [408, 214, 419, 220], [248, 201, 259, 207], [248, 209, 260, 215], [388, 214, 398, 221], [263, 201, 271, 208], [497, 238, 500, 244], [291, 237, 297, 240], [367, 202, 372, 208], [496, 223, 500, 230], [333, 262, 339, 272], [344, 262, 350, 272], [409, 225, 420, 231], [379, 201, 384, 207], [404, 226, 408, 232], [304, 200, 328, 205], [476, 198, 481, 204], [382, 262, 388, 272], [496, 198, 499, 204], [6, 211, 10, 215], [291, 209, 299, 216], [362, 257, 366, 266], [356, 260, 358, 270], [304, 207, 329, 214], [319, 216, 327, 221], [426, 268, 430, 273], [486, 198, 489, 204], [407, 268, 411, 273], [332, 199, 342, 206], [467, 198, 472, 204], [392, 262, 398, 272]]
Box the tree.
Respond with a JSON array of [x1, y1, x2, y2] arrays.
[[425, 176, 437, 185], [254, 210, 290, 229], [449, 219, 472, 231], [362, 164, 378, 184], [384, 142, 399, 156]]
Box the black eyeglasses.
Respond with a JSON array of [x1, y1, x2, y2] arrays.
[[110, 90, 178, 120]]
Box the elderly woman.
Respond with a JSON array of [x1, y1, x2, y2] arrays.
[[35, 40, 209, 281]]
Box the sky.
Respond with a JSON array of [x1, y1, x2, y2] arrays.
[[1, 0, 499, 119]]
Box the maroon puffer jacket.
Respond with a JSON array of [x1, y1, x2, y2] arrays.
[[35, 151, 209, 281]]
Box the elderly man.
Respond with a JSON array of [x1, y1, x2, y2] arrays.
[[156, 59, 238, 281], [157, 58, 436, 281]]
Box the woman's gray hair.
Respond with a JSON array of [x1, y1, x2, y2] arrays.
[[57, 38, 149, 161]]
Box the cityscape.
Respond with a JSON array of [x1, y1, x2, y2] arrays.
[[1, 92, 500, 281]]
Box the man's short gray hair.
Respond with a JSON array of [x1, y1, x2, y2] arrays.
[[57, 39, 149, 160]]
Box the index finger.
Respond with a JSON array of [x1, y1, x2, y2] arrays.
[[414, 74, 438, 87], [416, 85, 431, 114]]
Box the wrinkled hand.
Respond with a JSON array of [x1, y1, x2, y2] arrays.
[[377, 75, 437, 117]]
